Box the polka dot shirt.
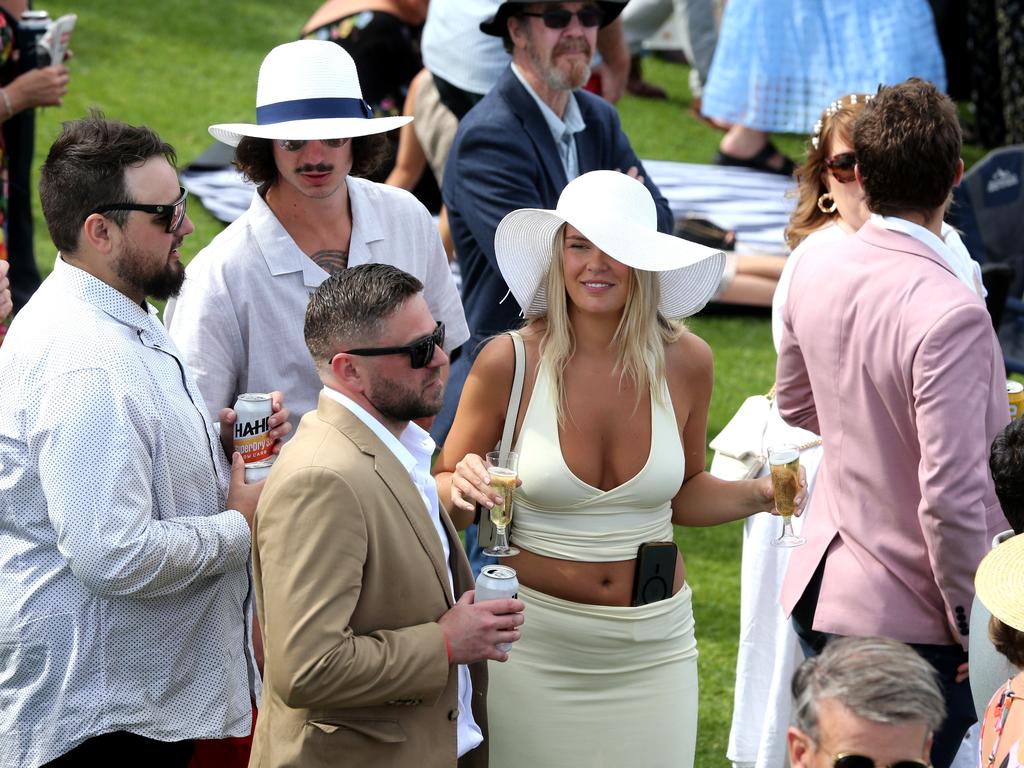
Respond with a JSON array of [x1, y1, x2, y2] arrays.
[[0, 259, 257, 766]]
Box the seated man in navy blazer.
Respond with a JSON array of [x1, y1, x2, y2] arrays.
[[436, 0, 673, 443]]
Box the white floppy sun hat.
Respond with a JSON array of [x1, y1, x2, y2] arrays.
[[208, 40, 412, 147], [495, 170, 726, 319]]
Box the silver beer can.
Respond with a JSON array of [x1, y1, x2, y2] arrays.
[[233, 393, 274, 464], [475, 564, 519, 653], [244, 459, 275, 484]]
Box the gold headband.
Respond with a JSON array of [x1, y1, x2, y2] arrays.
[[811, 93, 873, 150]]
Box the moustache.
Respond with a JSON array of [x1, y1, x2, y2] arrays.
[[296, 163, 334, 173], [553, 39, 592, 57]]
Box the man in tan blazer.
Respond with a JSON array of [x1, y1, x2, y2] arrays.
[[250, 263, 525, 767]]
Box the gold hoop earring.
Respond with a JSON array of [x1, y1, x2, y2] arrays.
[[817, 193, 837, 214]]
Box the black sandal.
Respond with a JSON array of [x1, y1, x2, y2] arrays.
[[674, 216, 737, 251], [714, 140, 797, 177]]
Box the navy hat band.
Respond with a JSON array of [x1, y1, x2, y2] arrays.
[[256, 96, 372, 125]]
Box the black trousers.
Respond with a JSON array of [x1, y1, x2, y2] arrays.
[[792, 562, 976, 768], [43, 732, 194, 767]]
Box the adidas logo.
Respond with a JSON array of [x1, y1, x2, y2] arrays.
[[987, 167, 1020, 194]]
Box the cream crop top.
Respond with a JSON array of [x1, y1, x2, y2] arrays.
[[510, 362, 685, 562]]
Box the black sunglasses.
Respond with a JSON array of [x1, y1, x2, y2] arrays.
[[93, 186, 188, 233], [520, 6, 604, 28], [344, 322, 445, 369], [830, 753, 929, 768], [824, 152, 857, 184], [276, 138, 349, 152]]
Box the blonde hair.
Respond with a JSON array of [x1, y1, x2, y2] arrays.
[[528, 226, 683, 425], [785, 94, 870, 251]]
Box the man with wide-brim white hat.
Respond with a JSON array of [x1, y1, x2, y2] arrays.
[[167, 40, 469, 434]]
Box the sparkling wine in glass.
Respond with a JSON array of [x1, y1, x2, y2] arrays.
[[483, 450, 519, 557], [768, 443, 805, 548]]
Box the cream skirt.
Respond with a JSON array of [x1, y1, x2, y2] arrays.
[[486, 583, 699, 768]]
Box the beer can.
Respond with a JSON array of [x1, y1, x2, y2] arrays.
[[19, 10, 50, 67], [475, 565, 519, 653], [233, 393, 274, 464], [1009, 381, 1024, 421], [244, 459, 275, 484]]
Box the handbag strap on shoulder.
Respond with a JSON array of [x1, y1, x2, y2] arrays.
[[499, 331, 526, 453]]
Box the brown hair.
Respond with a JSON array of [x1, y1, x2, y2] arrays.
[[39, 111, 177, 254], [853, 78, 961, 218], [233, 133, 391, 194], [990, 615, 1024, 669], [785, 95, 870, 251]]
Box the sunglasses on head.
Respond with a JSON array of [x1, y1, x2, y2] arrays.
[[519, 6, 604, 28], [276, 138, 349, 152], [344, 322, 445, 369], [824, 152, 857, 184], [93, 186, 188, 234], [829, 753, 930, 768]]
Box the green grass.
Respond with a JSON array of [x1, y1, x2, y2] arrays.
[[24, 10, 984, 765]]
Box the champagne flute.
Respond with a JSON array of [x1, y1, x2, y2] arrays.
[[483, 450, 519, 557], [768, 443, 805, 547]]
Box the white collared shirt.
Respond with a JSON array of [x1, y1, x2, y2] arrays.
[[321, 386, 484, 757], [510, 62, 586, 181], [165, 176, 469, 434], [0, 259, 257, 766], [871, 214, 986, 298]]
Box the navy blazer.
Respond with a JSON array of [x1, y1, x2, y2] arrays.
[[435, 67, 673, 441]]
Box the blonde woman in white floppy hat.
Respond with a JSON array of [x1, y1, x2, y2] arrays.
[[434, 170, 805, 767], [166, 40, 468, 434]]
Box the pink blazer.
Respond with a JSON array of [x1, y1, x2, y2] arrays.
[[776, 221, 1009, 648]]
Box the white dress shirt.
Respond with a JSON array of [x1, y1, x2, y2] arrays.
[[421, 0, 510, 96], [0, 259, 256, 767], [166, 176, 469, 433], [321, 387, 484, 758]]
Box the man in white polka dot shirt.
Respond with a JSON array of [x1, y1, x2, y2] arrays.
[[0, 114, 290, 767]]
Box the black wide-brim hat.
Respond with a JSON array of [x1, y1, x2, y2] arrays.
[[480, 1, 626, 37]]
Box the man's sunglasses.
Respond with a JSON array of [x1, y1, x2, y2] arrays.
[[829, 753, 929, 768], [824, 152, 857, 184], [344, 322, 445, 369], [519, 6, 604, 28], [276, 138, 349, 152], [93, 186, 188, 234]]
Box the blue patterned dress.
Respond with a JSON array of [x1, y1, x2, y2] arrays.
[[701, 0, 947, 134]]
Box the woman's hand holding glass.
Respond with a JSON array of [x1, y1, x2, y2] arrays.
[[450, 452, 503, 513]]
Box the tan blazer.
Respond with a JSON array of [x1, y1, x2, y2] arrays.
[[250, 393, 487, 768], [777, 221, 1008, 648]]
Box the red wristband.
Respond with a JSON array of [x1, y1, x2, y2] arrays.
[[442, 629, 452, 664]]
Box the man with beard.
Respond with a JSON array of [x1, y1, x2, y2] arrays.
[[0, 114, 290, 766], [251, 263, 524, 768], [436, 0, 673, 446], [167, 40, 468, 434]]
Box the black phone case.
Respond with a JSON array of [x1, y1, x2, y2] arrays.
[[475, 503, 498, 548], [631, 541, 678, 606]]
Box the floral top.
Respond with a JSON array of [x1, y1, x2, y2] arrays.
[[983, 678, 1024, 767]]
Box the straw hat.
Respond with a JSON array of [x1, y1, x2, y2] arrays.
[[494, 170, 725, 319], [209, 40, 411, 147], [976, 533, 1024, 632], [480, 1, 626, 37]]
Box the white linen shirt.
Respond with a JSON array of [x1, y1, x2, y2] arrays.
[[0, 259, 256, 768], [166, 176, 469, 432], [320, 387, 484, 757]]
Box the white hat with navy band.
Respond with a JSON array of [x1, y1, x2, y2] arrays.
[[208, 40, 411, 147], [494, 171, 725, 320]]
